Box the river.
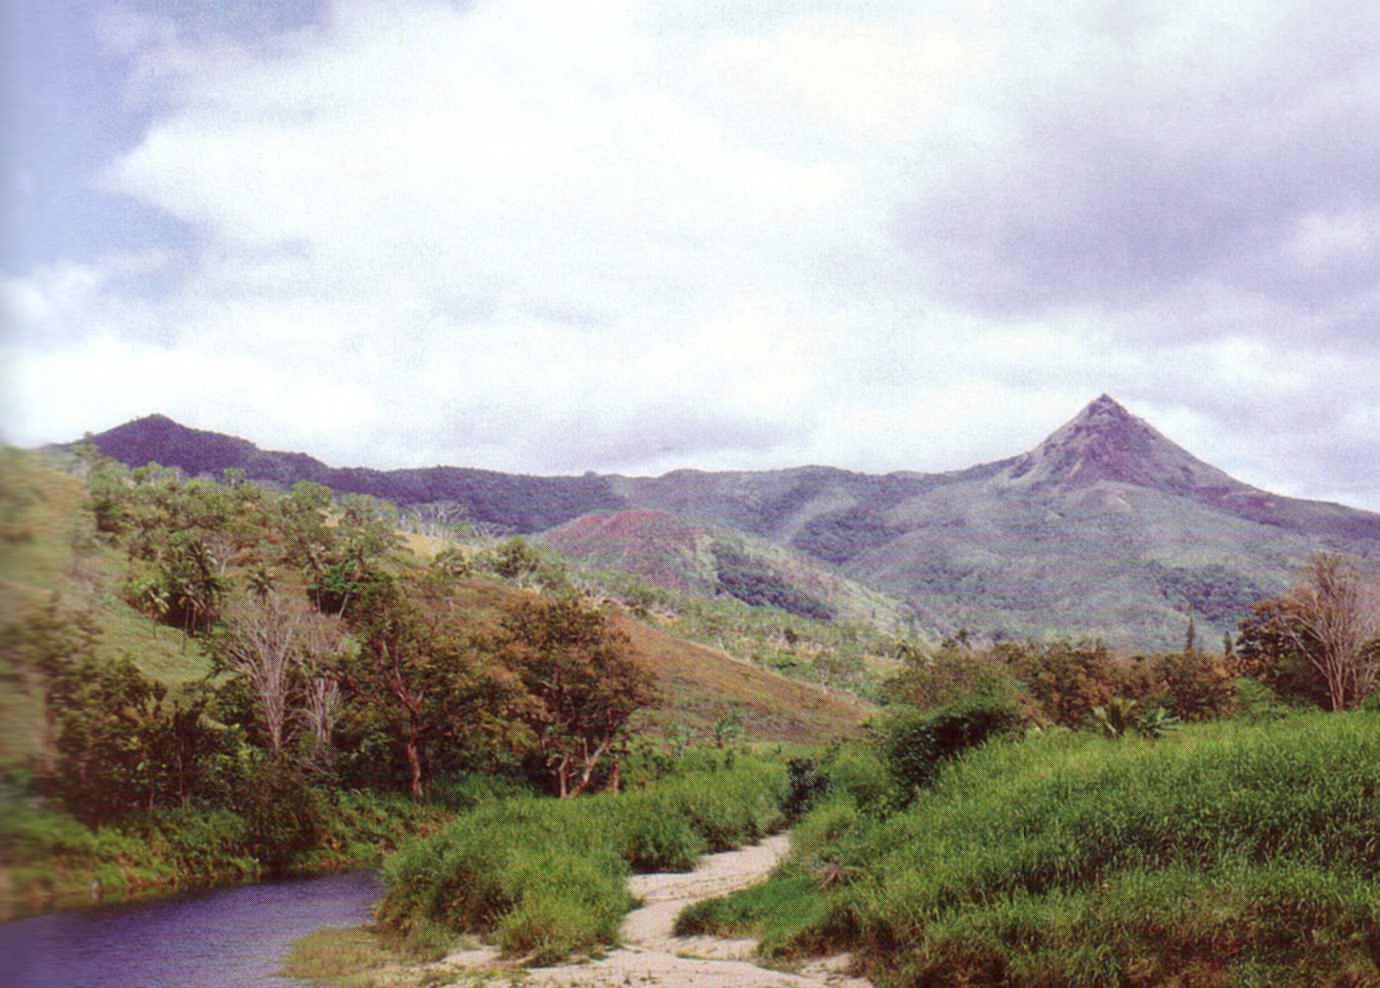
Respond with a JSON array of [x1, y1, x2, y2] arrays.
[[0, 871, 382, 988]]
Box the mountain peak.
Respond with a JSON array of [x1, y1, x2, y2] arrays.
[[1002, 396, 1237, 493], [1083, 393, 1129, 415]]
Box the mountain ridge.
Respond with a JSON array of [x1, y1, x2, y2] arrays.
[[71, 398, 1380, 649]]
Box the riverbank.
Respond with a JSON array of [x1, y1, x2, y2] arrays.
[[0, 788, 454, 921]]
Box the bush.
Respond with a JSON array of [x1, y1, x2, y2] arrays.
[[877, 692, 1024, 798], [784, 757, 831, 822], [238, 758, 325, 871], [821, 746, 890, 813], [428, 773, 535, 812]]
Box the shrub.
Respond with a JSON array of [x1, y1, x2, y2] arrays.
[[784, 757, 831, 822], [821, 746, 890, 813], [878, 692, 1024, 798], [238, 758, 325, 871]]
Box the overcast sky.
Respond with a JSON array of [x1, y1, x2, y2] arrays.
[[2, 0, 1377, 509]]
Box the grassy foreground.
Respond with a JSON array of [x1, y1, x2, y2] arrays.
[[679, 713, 1380, 987], [376, 755, 788, 963]]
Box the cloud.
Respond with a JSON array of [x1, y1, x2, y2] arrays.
[[3, 0, 1377, 511]]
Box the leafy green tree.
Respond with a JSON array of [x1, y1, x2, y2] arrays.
[[0, 596, 101, 777], [47, 655, 226, 822], [497, 598, 657, 798], [490, 536, 542, 583], [337, 575, 521, 797]]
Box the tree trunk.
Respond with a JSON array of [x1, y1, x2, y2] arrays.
[[405, 735, 425, 799]]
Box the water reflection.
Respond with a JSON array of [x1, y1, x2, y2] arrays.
[[0, 871, 381, 988]]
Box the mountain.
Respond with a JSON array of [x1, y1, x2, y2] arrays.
[[77, 398, 1380, 649], [538, 509, 908, 627], [82, 414, 625, 532]]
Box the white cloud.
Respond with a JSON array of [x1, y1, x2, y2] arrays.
[[4, 0, 1377, 512]]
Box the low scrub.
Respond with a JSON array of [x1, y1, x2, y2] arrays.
[[376, 757, 787, 963], [681, 713, 1380, 985]]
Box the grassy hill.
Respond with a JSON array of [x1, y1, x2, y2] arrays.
[[681, 712, 1380, 986], [0, 451, 213, 760]]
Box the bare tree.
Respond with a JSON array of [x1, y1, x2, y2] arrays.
[[1282, 553, 1380, 711], [219, 591, 344, 756], [300, 675, 342, 773]]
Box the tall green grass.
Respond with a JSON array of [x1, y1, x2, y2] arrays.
[[682, 714, 1380, 986], [377, 757, 788, 963]]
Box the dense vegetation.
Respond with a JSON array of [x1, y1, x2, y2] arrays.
[[4, 435, 1377, 986], [0, 449, 660, 916]]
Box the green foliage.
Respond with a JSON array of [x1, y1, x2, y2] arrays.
[[377, 758, 787, 962], [713, 541, 837, 621], [784, 756, 832, 822], [497, 597, 657, 798], [1135, 705, 1181, 739], [711, 714, 1380, 985], [48, 655, 232, 824], [877, 692, 1024, 798], [488, 536, 542, 581], [1232, 677, 1298, 721], [238, 757, 325, 871], [1091, 696, 1138, 738]]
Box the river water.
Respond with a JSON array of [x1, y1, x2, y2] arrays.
[[0, 871, 382, 988]]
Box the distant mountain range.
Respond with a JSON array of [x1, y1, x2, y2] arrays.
[[77, 396, 1380, 650]]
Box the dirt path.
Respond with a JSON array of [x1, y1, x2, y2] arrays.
[[439, 834, 872, 987]]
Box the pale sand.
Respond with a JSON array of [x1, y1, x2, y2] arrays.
[[434, 833, 873, 987]]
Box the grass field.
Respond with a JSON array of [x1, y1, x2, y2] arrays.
[[680, 713, 1380, 986]]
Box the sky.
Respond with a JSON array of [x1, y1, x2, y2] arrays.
[[2, 0, 1377, 510]]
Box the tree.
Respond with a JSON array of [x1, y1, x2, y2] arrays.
[[0, 595, 101, 778], [48, 655, 225, 822], [498, 598, 657, 798], [1234, 598, 1330, 708], [214, 591, 344, 758], [1279, 553, 1380, 711], [489, 536, 542, 584], [338, 575, 520, 797]]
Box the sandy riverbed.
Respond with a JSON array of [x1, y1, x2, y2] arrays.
[[435, 833, 873, 987]]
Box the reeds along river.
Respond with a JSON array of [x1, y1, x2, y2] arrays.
[[0, 870, 381, 987]]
